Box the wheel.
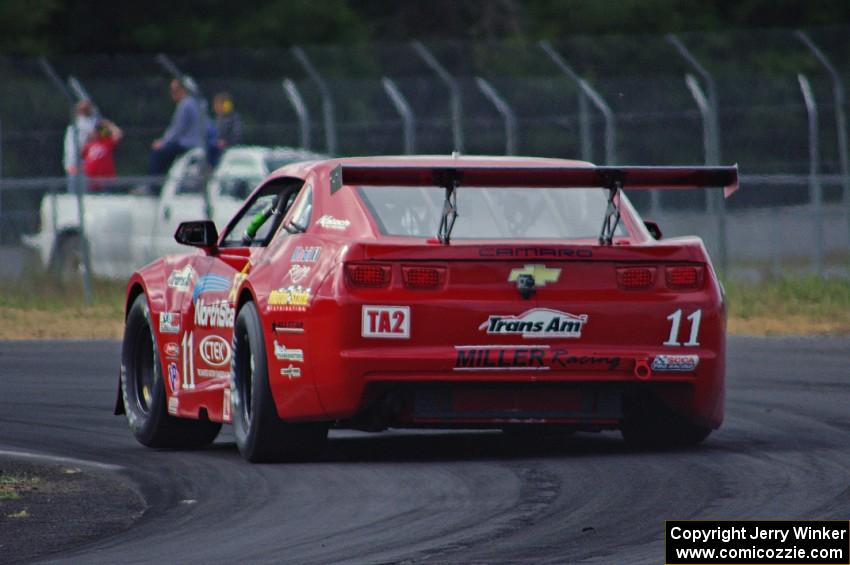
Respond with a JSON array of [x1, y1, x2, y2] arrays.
[[620, 396, 712, 449], [231, 302, 328, 462], [121, 294, 221, 448], [52, 234, 84, 286]]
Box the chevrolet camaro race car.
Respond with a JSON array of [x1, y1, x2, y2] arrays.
[[115, 155, 738, 462]]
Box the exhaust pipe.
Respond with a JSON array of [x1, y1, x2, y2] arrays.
[[634, 358, 651, 380]]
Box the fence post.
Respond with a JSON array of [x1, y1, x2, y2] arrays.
[[796, 30, 850, 273], [282, 79, 312, 150], [411, 41, 464, 154], [475, 77, 517, 155], [798, 74, 823, 277], [292, 47, 337, 155], [38, 57, 94, 303], [539, 40, 616, 165], [382, 77, 416, 155]]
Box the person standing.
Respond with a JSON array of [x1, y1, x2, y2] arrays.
[[82, 119, 123, 192], [63, 99, 97, 176], [208, 92, 244, 166], [149, 79, 202, 175]]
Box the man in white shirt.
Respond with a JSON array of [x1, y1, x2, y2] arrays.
[[62, 99, 97, 175]]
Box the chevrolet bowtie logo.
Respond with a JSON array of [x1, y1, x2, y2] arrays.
[[508, 264, 561, 287]]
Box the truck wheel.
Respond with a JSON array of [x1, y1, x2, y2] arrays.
[[231, 302, 328, 462], [121, 294, 221, 448], [52, 234, 83, 286]]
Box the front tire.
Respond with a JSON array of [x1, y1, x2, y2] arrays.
[[231, 302, 328, 462], [121, 294, 221, 448]]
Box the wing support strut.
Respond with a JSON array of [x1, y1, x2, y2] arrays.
[[599, 171, 624, 246], [436, 169, 461, 244]]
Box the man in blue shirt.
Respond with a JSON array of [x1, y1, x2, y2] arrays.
[[149, 79, 202, 175]]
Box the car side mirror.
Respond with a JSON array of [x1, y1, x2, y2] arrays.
[[644, 220, 662, 240], [175, 220, 218, 249]]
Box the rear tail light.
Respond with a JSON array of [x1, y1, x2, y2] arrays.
[[616, 267, 656, 290], [402, 266, 446, 289], [345, 264, 391, 288], [666, 266, 704, 289]]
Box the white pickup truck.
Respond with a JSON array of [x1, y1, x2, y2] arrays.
[[24, 146, 322, 280]]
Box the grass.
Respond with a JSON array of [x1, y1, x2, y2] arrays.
[[0, 474, 41, 502], [0, 273, 849, 338]]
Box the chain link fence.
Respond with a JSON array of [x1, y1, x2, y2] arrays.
[[2, 27, 850, 284]]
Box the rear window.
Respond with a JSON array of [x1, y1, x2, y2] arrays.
[[357, 186, 626, 240]]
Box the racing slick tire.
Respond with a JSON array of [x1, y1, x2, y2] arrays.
[[620, 394, 711, 449], [121, 294, 222, 448], [231, 302, 328, 463]]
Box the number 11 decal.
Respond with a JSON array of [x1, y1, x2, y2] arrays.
[[663, 308, 702, 347]]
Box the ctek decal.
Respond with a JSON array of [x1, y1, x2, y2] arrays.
[[272, 320, 305, 334], [454, 345, 621, 372], [167, 362, 179, 392], [362, 306, 410, 338], [291, 246, 321, 263], [287, 264, 311, 284], [315, 215, 350, 231], [194, 298, 235, 328], [199, 335, 232, 367], [168, 396, 179, 415], [480, 247, 592, 258], [268, 286, 311, 311], [167, 265, 194, 290], [192, 274, 231, 301], [159, 312, 181, 334], [508, 264, 561, 287], [164, 342, 180, 358], [480, 308, 588, 339], [274, 341, 304, 362], [280, 365, 302, 379], [651, 354, 699, 372]]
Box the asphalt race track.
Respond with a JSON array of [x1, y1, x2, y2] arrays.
[[1, 337, 848, 564]]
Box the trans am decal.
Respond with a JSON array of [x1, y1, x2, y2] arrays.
[[362, 306, 410, 339], [479, 308, 588, 339]]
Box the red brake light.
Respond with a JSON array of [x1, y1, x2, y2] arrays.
[[345, 264, 391, 288], [402, 266, 446, 289], [666, 266, 703, 289], [616, 267, 655, 290]]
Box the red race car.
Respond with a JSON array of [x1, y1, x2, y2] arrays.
[[115, 156, 738, 462]]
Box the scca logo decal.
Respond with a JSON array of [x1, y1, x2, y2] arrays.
[[362, 306, 410, 339]]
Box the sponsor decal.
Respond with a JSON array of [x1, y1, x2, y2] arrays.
[[192, 274, 231, 301], [167, 265, 194, 290], [194, 298, 235, 328], [168, 362, 179, 392], [362, 306, 410, 339], [280, 365, 302, 379], [228, 263, 251, 302], [287, 264, 311, 284], [164, 342, 180, 358], [273, 320, 305, 334], [480, 247, 593, 258], [480, 308, 588, 339], [223, 389, 231, 423], [197, 368, 230, 378], [315, 215, 350, 231], [273, 341, 304, 362], [268, 286, 311, 311], [159, 312, 181, 334], [168, 396, 179, 415], [199, 335, 232, 367], [651, 354, 699, 372], [508, 264, 561, 287], [454, 345, 621, 372], [291, 246, 321, 263]]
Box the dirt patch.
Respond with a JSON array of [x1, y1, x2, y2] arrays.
[[0, 307, 123, 340], [0, 458, 145, 564]]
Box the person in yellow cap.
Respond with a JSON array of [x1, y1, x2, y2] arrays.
[[208, 92, 243, 166]]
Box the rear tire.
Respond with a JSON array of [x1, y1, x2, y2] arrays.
[[620, 397, 711, 449], [121, 294, 221, 448], [231, 302, 328, 462]]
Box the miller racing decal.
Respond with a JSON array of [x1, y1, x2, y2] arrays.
[[167, 265, 194, 290], [159, 312, 181, 334], [362, 306, 410, 338], [268, 286, 311, 311], [315, 215, 350, 231], [480, 308, 588, 339], [291, 246, 321, 262], [651, 354, 699, 372], [454, 345, 620, 372], [274, 341, 304, 362]]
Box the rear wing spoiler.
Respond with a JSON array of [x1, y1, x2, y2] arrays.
[[335, 164, 739, 245], [337, 165, 739, 198]]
